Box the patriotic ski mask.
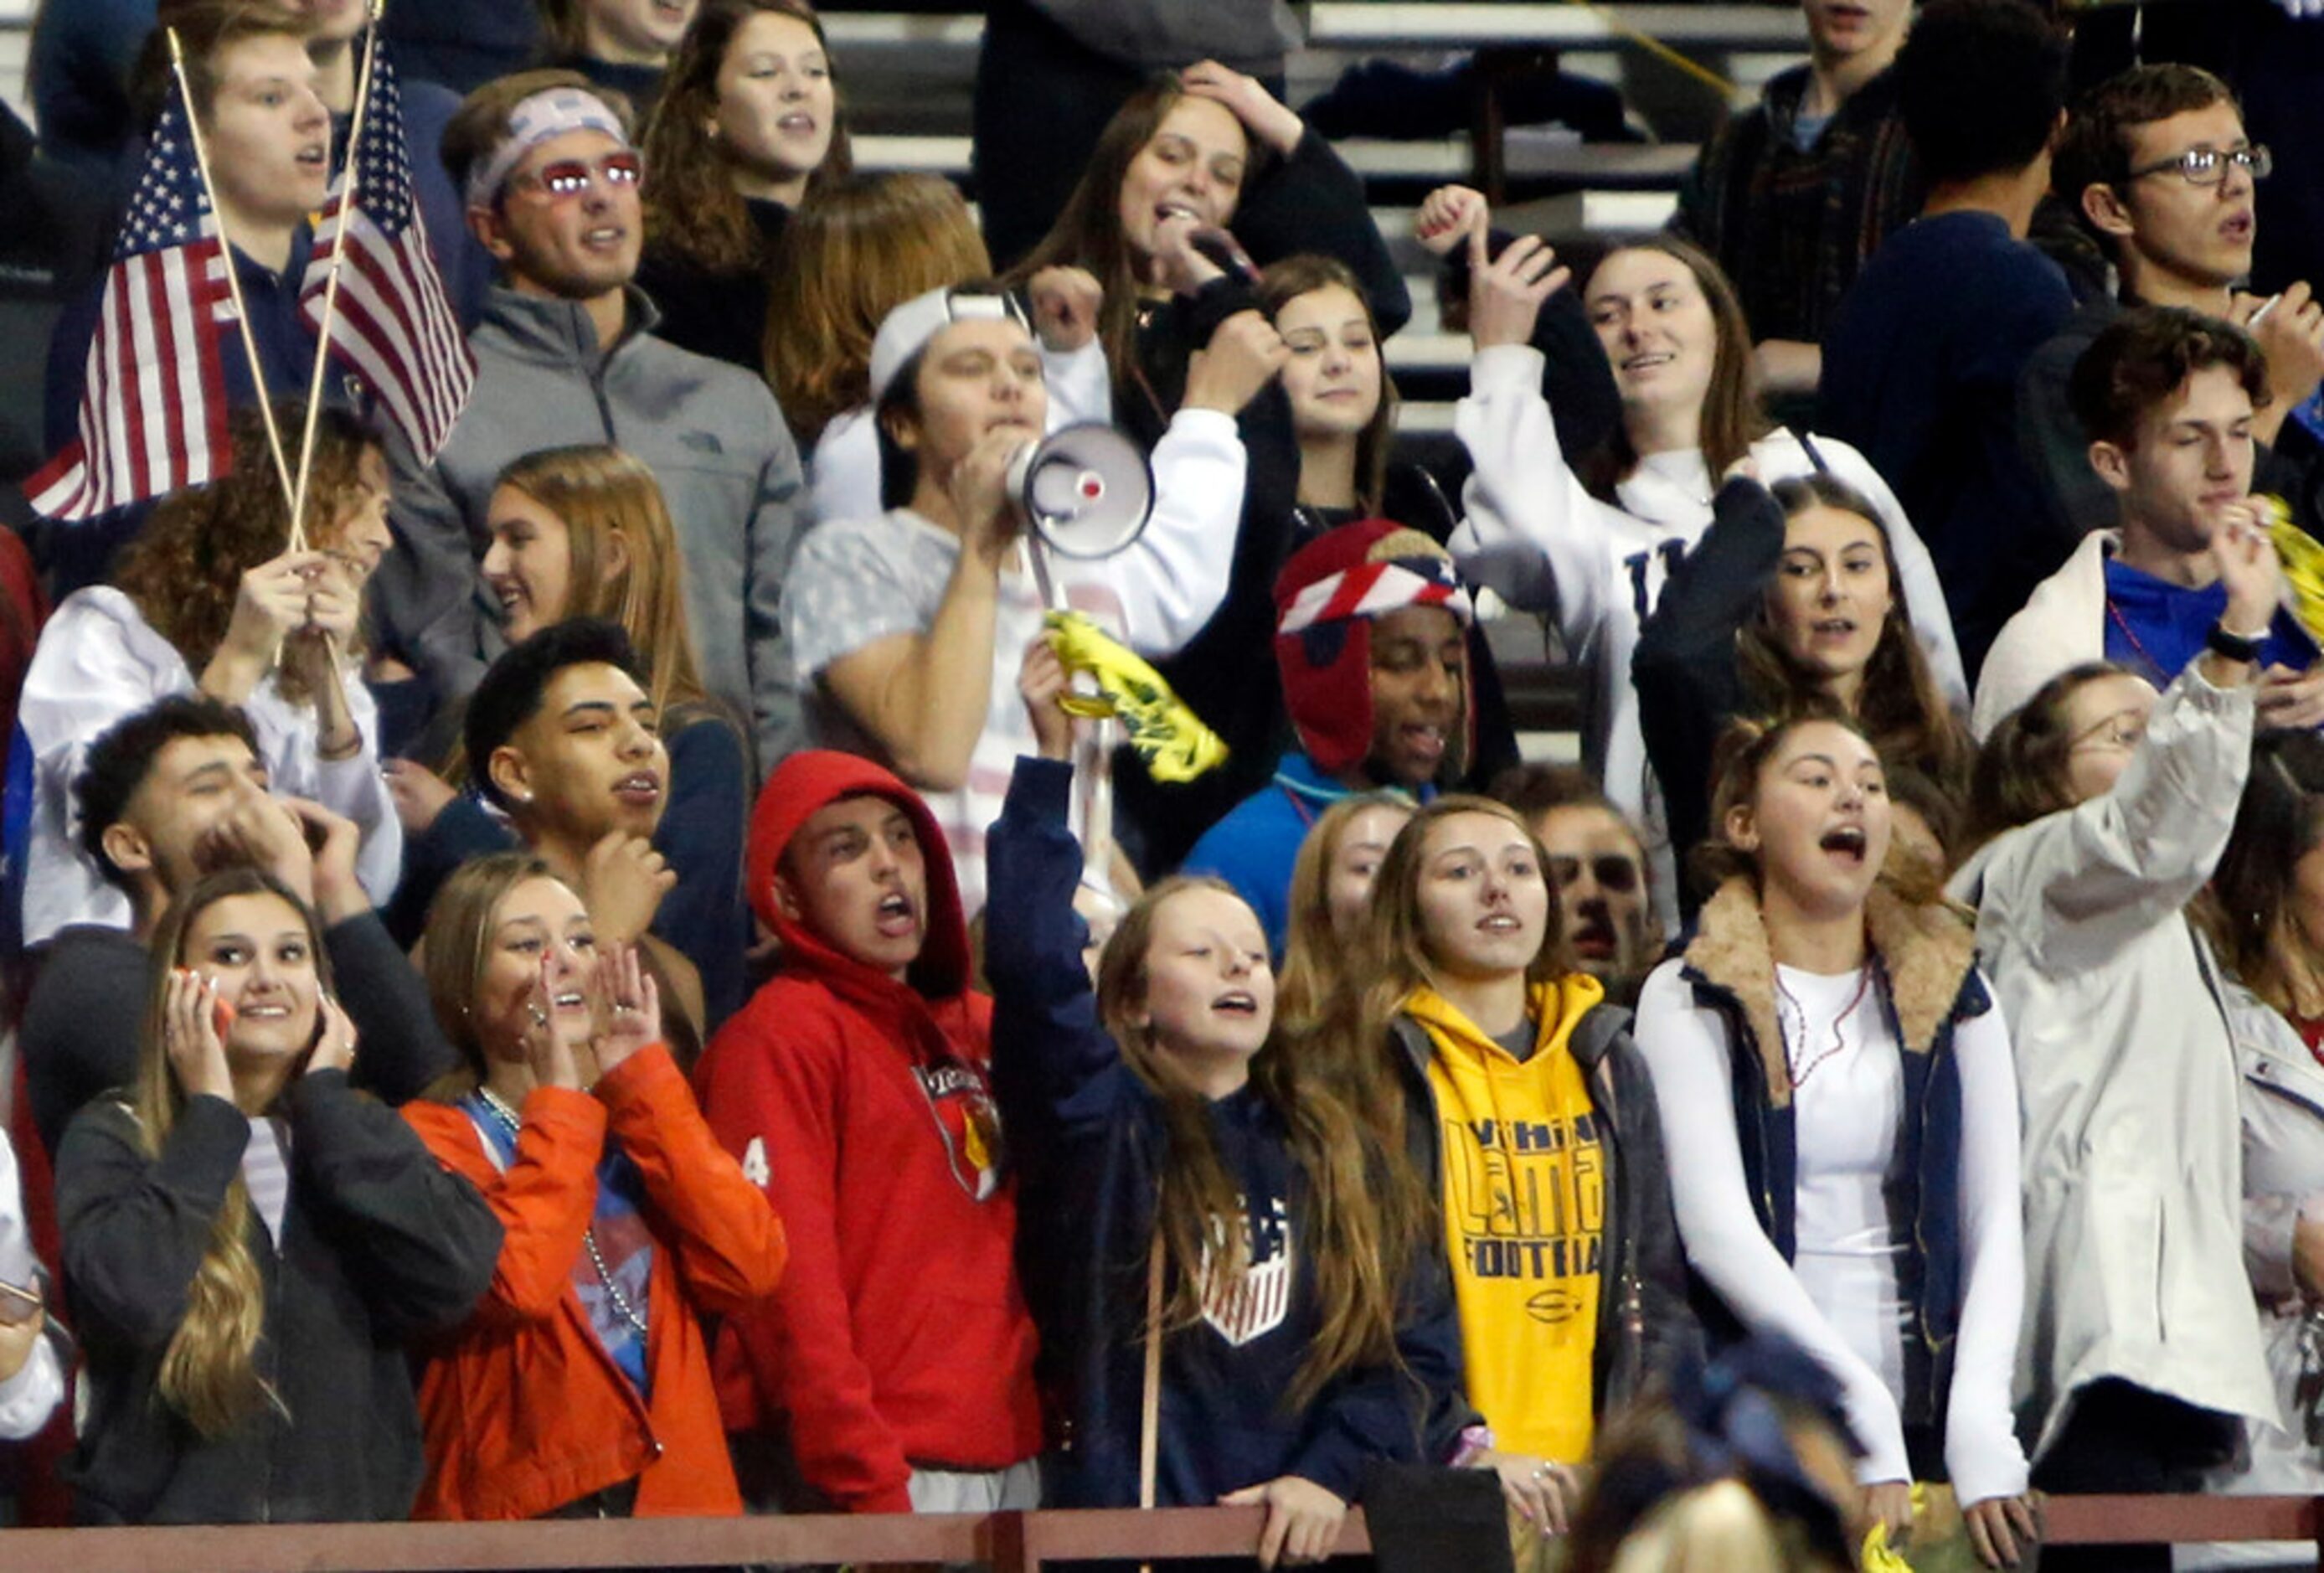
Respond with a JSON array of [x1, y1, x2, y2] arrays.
[[1272, 520, 1476, 781]]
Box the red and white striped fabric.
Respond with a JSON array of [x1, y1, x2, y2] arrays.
[[1275, 556, 1474, 637], [26, 85, 234, 522], [301, 41, 474, 462]]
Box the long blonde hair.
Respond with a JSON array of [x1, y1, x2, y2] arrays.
[[762, 170, 992, 449], [1094, 877, 1428, 1412], [420, 852, 559, 1097], [1358, 795, 1579, 1038], [1275, 793, 1412, 1034], [492, 446, 715, 723], [134, 869, 331, 1439]]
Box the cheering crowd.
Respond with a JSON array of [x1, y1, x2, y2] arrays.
[[5, 0, 2324, 1567]]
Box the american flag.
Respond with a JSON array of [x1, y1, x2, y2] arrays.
[[25, 83, 234, 521], [302, 41, 473, 461]]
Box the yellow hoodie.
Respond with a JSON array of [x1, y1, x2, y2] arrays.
[[1406, 975, 1606, 1463]]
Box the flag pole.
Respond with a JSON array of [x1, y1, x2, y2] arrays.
[[167, 27, 298, 518], [287, 0, 384, 555]]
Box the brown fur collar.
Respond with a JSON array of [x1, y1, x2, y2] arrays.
[[1682, 878, 1980, 1109]]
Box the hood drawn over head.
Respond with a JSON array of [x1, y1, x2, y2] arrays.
[[747, 748, 972, 1002]]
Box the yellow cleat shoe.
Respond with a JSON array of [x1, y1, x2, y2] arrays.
[[1043, 611, 1229, 783]]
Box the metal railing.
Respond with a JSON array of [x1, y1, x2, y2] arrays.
[[0, 1496, 2317, 1572]]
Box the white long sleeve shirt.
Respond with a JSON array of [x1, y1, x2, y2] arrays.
[[0, 1135, 61, 1441], [1633, 956, 2029, 1505], [20, 588, 403, 946]]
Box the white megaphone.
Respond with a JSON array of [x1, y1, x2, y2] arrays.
[[1007, 423, 1155, 560]]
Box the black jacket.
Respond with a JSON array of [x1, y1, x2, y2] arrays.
[[57, 1070, 500, 1524], [1110, 126, 1411, 873], [1630, 477, 1787, 915], [1387, 1003, 1697, 1432]]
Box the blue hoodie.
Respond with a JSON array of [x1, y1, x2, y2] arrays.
[[985, 756, 1463, 1508]]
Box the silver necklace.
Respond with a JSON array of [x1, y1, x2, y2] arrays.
[[476, 1087, 649, 1336]]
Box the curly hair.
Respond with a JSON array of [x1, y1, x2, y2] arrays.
[[762, 171, 989, 449], [111, 401, 381, 705], [640, 0, 853, 276], [1894, 0, 2070, 186]]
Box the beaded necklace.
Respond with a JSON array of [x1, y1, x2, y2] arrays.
[[1774, 964, 1874, 1089], [475, 1088, 648, 1336]]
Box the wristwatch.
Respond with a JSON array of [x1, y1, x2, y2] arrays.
[[2206, 621, 2268, 665]]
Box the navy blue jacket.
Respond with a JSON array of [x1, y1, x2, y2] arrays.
[[1817, 211, 2074, 674], [1675, 879, 1986, 1472], [985, 756, 1462, 1507]]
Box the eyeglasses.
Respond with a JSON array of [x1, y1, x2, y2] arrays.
[[507, 151, 645, 202], [1546, 854, 1642, 895], [2125, 144, 2272, 188]]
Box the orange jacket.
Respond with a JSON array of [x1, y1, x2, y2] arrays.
[[403, 1045, 787, 1520]]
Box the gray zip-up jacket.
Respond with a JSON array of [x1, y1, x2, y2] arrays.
[[374, 285, 808, 767]]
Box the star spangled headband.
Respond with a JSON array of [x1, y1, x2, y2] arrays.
[[466, 87, 632, 209], [1275, 556, 1475, 637]]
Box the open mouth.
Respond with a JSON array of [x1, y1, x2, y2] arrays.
[[1478, 912, 1524, 936], [1811, 616, 1858, 638], [778, 112, 818, 135], [583, 224, 628, 250], [613, 771, 662, 807], [1155, 200, 1203, 226], [1400, 723, 1447, 765], [1571, 913, 1617, 958], [1211, 990, 1260, 1016], [1621, 351, 1674, 373], [240, 1001, 291, 1021], [551, 988, 588, 1013], [490, 580, 524, 612], [874, 891, 918, 938], [2222, 212, 2254, 240], [1820, 826, 1868, 863], [295, 143, 330, 173]]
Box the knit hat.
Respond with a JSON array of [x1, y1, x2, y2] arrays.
[[868, 286, 1033, 405], [1272, 520, 1474, 778]]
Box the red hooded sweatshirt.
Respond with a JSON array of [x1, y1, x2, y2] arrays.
[[693, 751, 1042, 1512]]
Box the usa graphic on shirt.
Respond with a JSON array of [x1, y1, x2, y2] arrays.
[[1199, 1195, 1295, 1347], [914, 1060, 1006, 1201]]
